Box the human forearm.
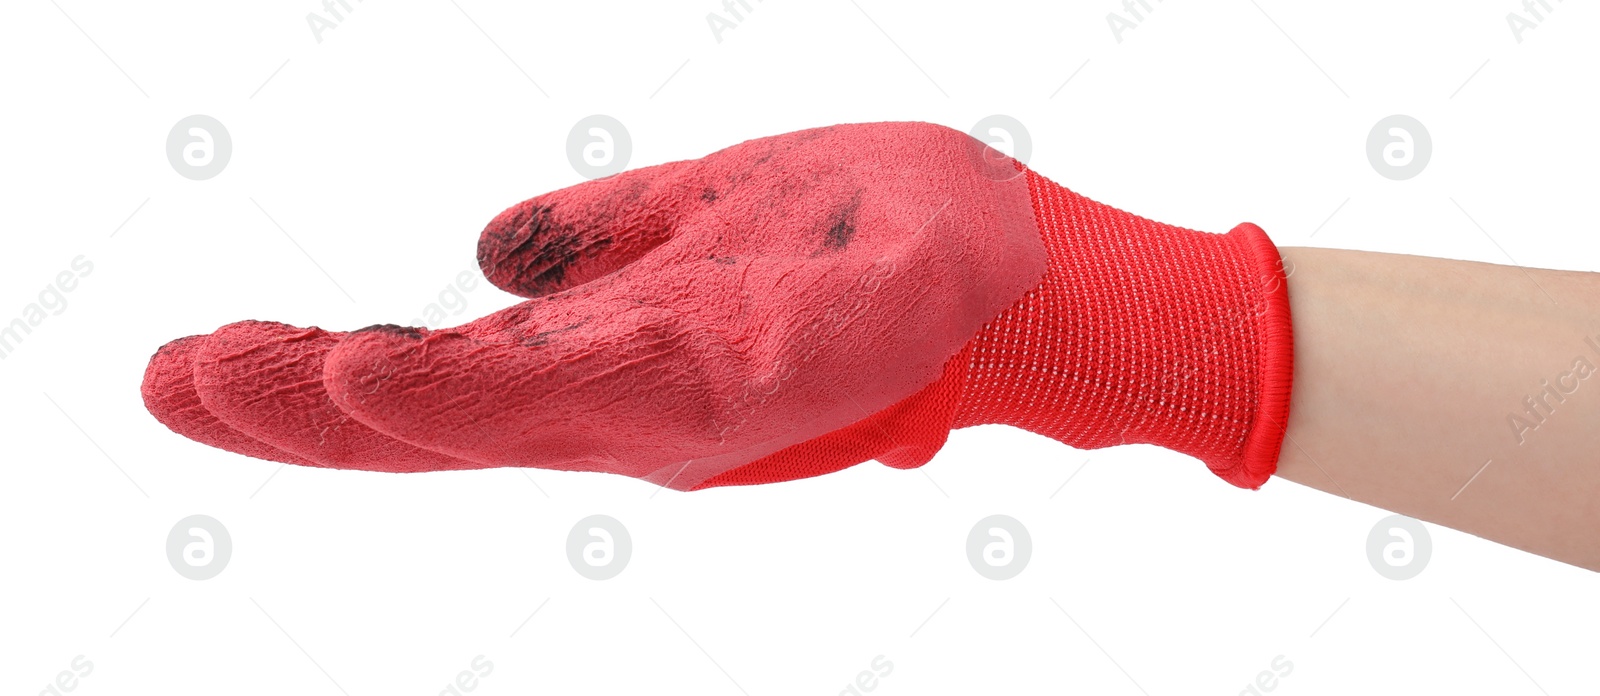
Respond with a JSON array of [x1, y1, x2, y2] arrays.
[[1273, 247, 1600, 570]]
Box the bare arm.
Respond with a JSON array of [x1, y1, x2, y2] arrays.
[[1274, 247, 1600, 570]]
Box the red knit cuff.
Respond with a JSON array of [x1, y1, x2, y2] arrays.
[[1218, 222, 1295, 489]]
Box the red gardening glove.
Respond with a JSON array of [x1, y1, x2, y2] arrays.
[[142, 122, 1293, 491]]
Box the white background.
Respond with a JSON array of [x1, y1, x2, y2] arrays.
[[3, 0, 1598, 694]]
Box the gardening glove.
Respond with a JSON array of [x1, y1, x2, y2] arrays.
[[142, 122, 1294, 491]]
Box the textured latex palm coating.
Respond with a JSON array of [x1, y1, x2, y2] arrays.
[[321, 123, 1050, 490], [192, 321, 489, 472], [141, 335, 317, 467], [145, 123, 1051, 489]]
